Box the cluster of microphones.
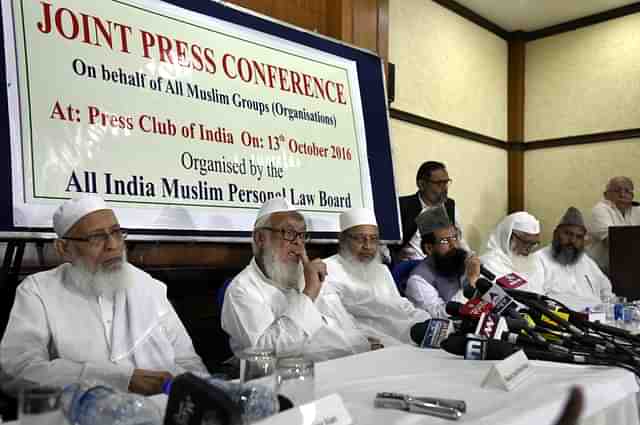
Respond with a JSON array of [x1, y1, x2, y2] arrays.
[[410, 266, 640, 378]]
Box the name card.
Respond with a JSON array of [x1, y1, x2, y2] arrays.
[[481, 350, 533, 391], [255, 393, 352, 425]]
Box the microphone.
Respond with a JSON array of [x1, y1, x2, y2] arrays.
[[441, 334, 519, 360], [475, 278, 519, 317], [475, 312, 508, 339], [500, 332, 570, 354], [480, 264, 528, 290], [479, 264, 496, 281], [410, 319, 451, 348]]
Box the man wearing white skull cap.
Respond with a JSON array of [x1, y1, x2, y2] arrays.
[[222, 198, 371, 362], [0, 195, 207, 395], [323, 208, 431, 346], [480, 212, 546, 294]]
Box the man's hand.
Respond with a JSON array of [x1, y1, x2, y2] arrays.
[[464, 254, 481, 287], [128, 369, 173, 395], [301, 251, 327, 301], [554, 387, 583, 425]]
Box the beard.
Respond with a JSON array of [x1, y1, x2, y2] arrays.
[[67, 252, 133, 298], [431, 248, 467, 277], [551, 239, 584, 266], [509, 251, 540, 276], [261, 247, 304, 290], [339, 247, 382, 282]]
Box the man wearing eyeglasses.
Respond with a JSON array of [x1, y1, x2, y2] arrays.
[[538, 207, 614, 311], [480, 212, 546, 294], [405, 207, 481, 318], [323, 208, 431, 345], [0, 196, 207, 395], [586, 176, 640, 272], [396, 161, 469, 261], [221, 198, 371, 361]]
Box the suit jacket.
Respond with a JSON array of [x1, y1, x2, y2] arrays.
[[398, 193, 456, 248]]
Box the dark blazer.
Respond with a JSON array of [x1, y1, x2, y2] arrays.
[[398, 192, 456, 248]]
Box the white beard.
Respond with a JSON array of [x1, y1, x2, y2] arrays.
[[509, 251, 539, 277], [262, 248, 304, 290], [339, 249, 382, 282], [67, 252, 133, 298]]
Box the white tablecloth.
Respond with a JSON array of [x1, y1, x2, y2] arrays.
[[315, 345, 640, 425]]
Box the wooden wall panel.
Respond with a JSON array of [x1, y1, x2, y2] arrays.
[[507, 35, 525, 213]]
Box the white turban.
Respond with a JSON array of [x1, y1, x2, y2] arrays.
[[339, 208, 377, 232], [53, 195, 110, 237], [486, 211, 540, 258], [255, 197, 300, 228]]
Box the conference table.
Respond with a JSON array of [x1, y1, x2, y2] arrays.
[[314, 345, 640, 425], [6, 345, 639, 424]]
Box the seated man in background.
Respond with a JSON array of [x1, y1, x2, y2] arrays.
[[538, 207, 614, 311], [222, 198, 371, 362], [396, 161, 469, 261], [405, 207, 480, 318], [587, 176, 640, 273], [481, 212, 545, 294], [324, 208, 431, 346], [0, 196, 207, 395]]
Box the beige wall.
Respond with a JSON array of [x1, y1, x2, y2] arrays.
[[525, 15, 640, 245], [525, 13, 640, 141], [389, 0, 508, 140], [525, 139, 640, 245], [391, 120, 508, 253], [389, 0, 509, 253]]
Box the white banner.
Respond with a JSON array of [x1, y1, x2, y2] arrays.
[[2, 0, 374, 236]]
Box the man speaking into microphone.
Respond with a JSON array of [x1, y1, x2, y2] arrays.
[[405, 206, 481, 318], [480, 212, 546, 294]]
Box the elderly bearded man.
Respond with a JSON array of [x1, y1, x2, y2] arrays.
[[587, 176, 640, 272], [480, 212, 546, 294], [221, 198, 371, 362], [539, 207, 615, 311], [324, 208, 431, 346], [0, 196, 207, 395], [405, 207, 480, 318]]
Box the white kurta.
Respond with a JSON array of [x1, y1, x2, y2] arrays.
[[324, 254, 431, 346], [480, 217, 546, 295], [221, 258, 370, 362], [586, 200, 640, 272], [0, 263, 207, 393], [537, 246, 614, 311]]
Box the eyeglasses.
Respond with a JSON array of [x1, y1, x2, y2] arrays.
[[511, 232, 540, 250], [347, 233, 380, 245], [435, 235, 458, 246], [64, 228, 128, 248], [429, 179, 452, 187], [262, 227, 310, 242], [609, 188, 634, 196]]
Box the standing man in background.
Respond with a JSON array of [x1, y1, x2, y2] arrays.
[[587, 176, 640, 273], [396, 161, 468, 261]]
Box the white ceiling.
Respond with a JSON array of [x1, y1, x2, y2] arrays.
[[453, 0, 639, 32]]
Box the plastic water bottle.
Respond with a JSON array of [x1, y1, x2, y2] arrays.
[[62, 383, 162, 425]]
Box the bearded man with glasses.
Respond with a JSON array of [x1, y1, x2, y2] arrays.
[[405, 207, 481, 318], [587, 176, 640, 273], [480, 211, 546, 295], [0, 196, 207, 396], [222, 198, 371, 362], [323, 208, 431, 346]]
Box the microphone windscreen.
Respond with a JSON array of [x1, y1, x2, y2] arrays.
[[479, 264, 496, 281], [410, 319, 451, 348], [463, 285, 476, 299], [475, 278, 492, 294], [446, 301, 464, 317], [440, 334, 466, 356]]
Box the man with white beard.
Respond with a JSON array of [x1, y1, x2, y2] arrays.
[[0, 196, 207, 395], [221, 198, 371, 361], [480, 212, 546, 294], [324, 208, 431, 346], [538, 207, 614, 311]]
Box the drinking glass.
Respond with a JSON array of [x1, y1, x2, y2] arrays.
[[276, 357, 315, 406], [19, 386, 63, 425]]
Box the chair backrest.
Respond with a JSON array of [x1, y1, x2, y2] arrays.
[[391, 260, 421, 295]]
